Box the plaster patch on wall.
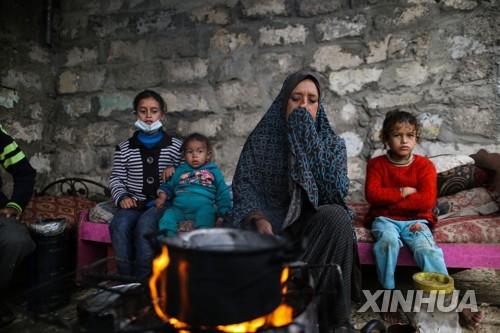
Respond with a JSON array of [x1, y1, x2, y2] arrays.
[[30, 153, 52, 173], [341, 131, 364, 157], [0, 88, 19, 108]]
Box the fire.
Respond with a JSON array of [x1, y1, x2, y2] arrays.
[[149, 245, 295, 332]]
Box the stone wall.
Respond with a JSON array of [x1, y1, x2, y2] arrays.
[[0, 0, 56, 190], [1, 0, 499, 199]]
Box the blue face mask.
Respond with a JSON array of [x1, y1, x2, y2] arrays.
[[134, 120, 163, 134]]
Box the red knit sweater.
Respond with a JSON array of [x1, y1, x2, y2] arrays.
[[364, 154, 437, 228]]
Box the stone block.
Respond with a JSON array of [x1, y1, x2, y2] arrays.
[[441, 0, 478, 10], [374, 3, 438, 31], [387, 36, 409, 59], [177, 117, 223, 138], [297, 0, 342, 16], [315, 15, 367, 41], [84, 121, 122, 146], [2, 70, 41, 90], [107, 40, 147, 63], [0, 87, 19, 108], [89, 15, 130, 38], [449, 83, 496, 100], [323, 100, 369, 131], [54, 148, 98, 175], [258, 24, 307, 47], [341, 131, 364, 157], [241, 0, 286, 17], [212, 137, 247, 180], [28, 103, 44, 121], [59, 14, 89, 41], [366, 36, 390, 64], [163, 58, 208, 82], [61, 97, 92, 118], [155, 32, 199, 58], [210, 29, 253, 54], [58, 69, 105, 94], [58, 71, 79, 94], [216, 81, 261, 108], [191, 5, 230, 25], [6, 121, 43, 143], [98, 92, 134, 117], [136, 10, 173, 34], [452, 105, 496, 138], [379, 61, 428, 89], [65, 47, 98, 67], [28, 45, 50, 64], [457, 56, 492, 82], [212, 53, 253, 82], [60, 0, 100, 13], [418, 113, 443, 140], [160, 88, 212, 112], [328, 68, 383, 96], [96, 146, 115, 171], [311, 45, 364, 72], [257, 53, 302, 75], [54, 126, 76, 144], [448, 35, 487, 59], [365, 92, 422, 110], [108, 63, 160, 90], [29, 153, 52, 174], [231, 112, 262, 137]]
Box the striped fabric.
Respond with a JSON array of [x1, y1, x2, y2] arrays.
[[0, 125, 36, 211], [109, 131, 182, 205], [0, 130, 26, 170]]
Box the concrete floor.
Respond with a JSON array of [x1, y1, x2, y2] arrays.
[[2, 267, 500, 332]]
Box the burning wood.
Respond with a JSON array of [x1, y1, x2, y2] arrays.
[[149, 245, 295, 332]]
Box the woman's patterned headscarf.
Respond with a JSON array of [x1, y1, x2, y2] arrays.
[[230, 70, 350, 232]]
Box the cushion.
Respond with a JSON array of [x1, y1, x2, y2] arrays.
[[22, 195, 97, 230], [436, 164, 489, 197], [429, 154, 474, 173], [350, 202, 374, 242], [436, 187, 499, 219], [433, 215, 500, 243], [349, 198, 500, 244]]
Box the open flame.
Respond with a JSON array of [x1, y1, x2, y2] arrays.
[[149, 245, 294, 332]]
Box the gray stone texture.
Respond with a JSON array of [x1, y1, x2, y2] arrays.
[[0, 0, 498, 198], [315, 15, 367, 41], [241, 0, 286, 17]]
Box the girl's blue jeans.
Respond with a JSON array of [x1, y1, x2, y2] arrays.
[[109, 206, 166, 278], [372, 216, 448, 289]]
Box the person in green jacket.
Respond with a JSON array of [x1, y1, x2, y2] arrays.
[[0, 125, 36, 327]]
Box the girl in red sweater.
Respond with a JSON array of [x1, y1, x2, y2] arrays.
[[365, 110, 448, 320]]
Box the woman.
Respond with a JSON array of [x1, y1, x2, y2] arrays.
[[231, 70, 358, 332], [109, 90, 182, 278]]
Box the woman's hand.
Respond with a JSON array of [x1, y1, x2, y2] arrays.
[[162, 166, 175, 181], [0, 207, 21, 219], [255, 218, 274, 235], [401, 187, 417, 198], [120, 197, 137, 209]]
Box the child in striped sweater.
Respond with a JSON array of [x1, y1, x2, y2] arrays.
[[109, 90, 182, 278]]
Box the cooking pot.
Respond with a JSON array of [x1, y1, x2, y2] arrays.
[[149, 228, 295, 326]]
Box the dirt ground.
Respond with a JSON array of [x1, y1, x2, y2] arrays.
[[2, 266, 500, 332]]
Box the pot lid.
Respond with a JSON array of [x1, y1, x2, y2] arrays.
[[161, 228, 286, 254]]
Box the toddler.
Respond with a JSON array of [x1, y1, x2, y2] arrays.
[[156, 133, 231, 235]]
